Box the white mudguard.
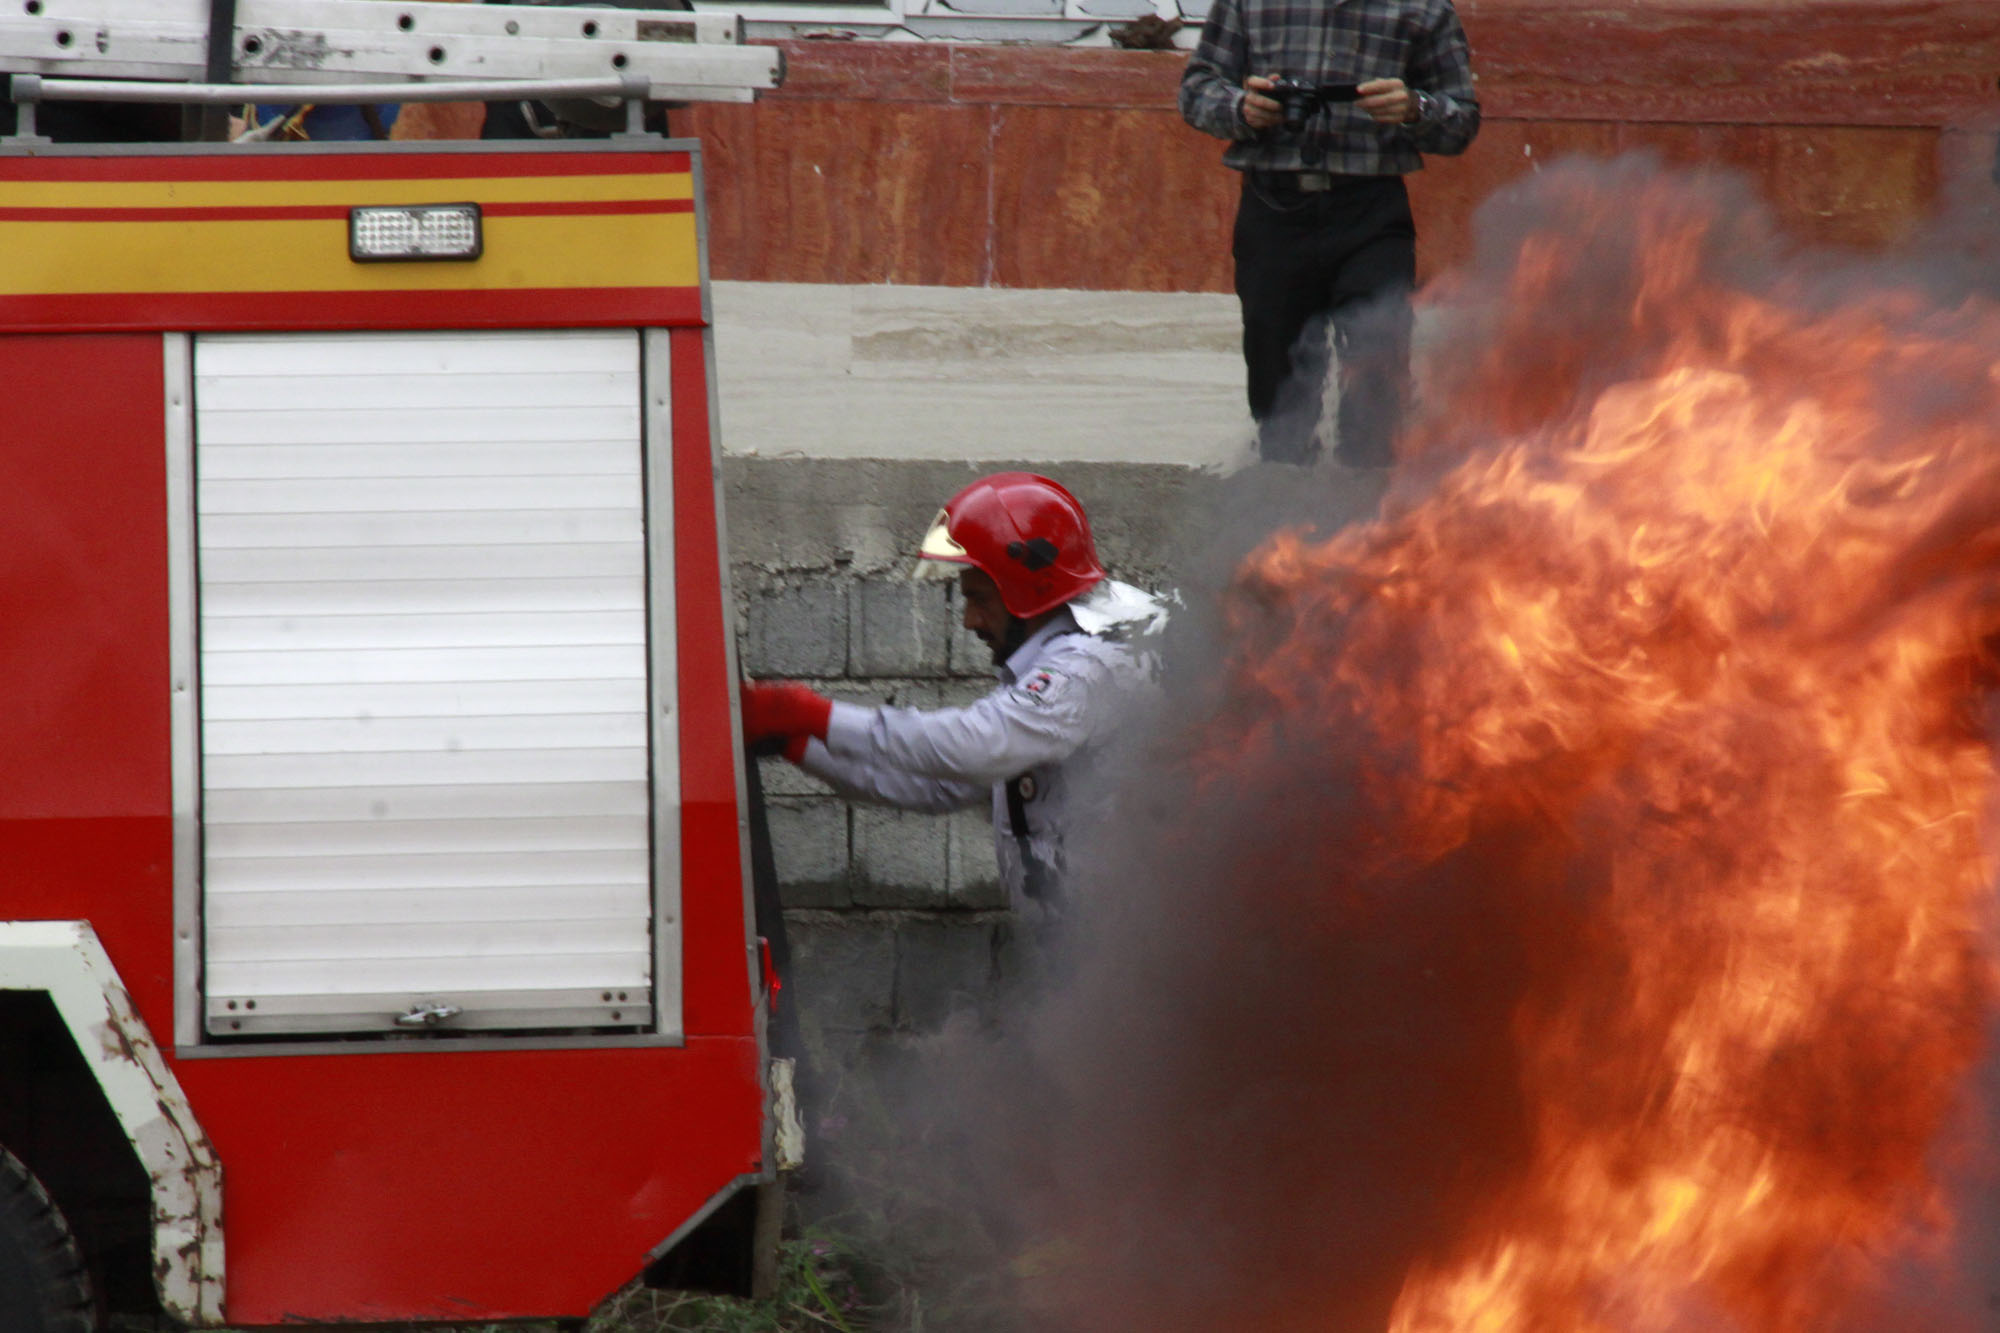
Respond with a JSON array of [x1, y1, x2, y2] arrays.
[[0, 921, 224, 1326]]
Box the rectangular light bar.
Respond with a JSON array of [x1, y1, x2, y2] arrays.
[[349, 203, 483, 262]]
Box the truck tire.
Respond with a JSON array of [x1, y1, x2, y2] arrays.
[[0, 1145, 98, 1333]]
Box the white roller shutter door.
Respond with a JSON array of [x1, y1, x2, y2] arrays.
[[193, 329, 667, 1037]]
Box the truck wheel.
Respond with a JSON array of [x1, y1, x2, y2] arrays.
[[0, 1145, 98, 1333]]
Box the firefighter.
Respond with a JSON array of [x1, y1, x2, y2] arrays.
[[742, 472, 1164, 912]]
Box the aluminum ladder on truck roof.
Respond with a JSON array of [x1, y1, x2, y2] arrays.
[[0, 0, 784, 113]]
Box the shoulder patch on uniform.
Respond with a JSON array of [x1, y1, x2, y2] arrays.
[[1019, 668, 1060, 704]]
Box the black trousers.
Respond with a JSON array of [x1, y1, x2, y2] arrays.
[[1232, 172, 1417, 466]]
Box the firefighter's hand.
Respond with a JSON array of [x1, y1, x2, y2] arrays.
[[1358, 77, 1417, 124], [741, 681, 834, 748]]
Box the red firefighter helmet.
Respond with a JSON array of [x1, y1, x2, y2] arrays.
[[915, 472, 1106, 618]]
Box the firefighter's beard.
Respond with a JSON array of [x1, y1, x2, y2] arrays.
[[983, 617, 1030, 668]]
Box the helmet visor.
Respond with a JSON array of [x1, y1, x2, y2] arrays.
[[913, 509, 970, 581]]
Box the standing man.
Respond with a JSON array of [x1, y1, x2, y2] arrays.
[[741, 472, 1162, 914], [1181, 0, 1480, 467]]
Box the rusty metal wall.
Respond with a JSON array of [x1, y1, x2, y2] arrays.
[[669, 0, 1998, 289]]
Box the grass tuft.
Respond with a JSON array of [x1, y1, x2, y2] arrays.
[[592, 1231, 881, 1332]]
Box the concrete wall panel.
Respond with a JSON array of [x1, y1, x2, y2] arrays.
[[892, 918, 1000, 1029]]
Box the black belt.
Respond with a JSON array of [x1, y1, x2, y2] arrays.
[[1249, 169, 1377, 193]]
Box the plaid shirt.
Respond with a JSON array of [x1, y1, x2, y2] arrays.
[[1180, 0, 1479, 175]]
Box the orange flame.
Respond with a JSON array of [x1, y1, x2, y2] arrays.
[[1209, 166, 2000, 1331]]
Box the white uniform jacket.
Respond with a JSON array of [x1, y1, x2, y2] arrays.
[[796, 605, 1155, 907]]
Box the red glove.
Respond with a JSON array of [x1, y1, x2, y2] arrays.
[[741, 680, 833, 748]]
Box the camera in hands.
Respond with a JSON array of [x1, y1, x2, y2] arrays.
[[1265, 77, 1361, 134]]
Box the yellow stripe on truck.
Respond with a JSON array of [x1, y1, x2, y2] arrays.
[[0, 214, 698, 295]]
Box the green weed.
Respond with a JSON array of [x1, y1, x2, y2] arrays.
[[590, 1232, 879, 1332]]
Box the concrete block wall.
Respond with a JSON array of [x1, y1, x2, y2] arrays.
[[725, 457, 1202, 1055]]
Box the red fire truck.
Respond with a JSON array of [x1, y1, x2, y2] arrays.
[[0, 4, 792, 1328]]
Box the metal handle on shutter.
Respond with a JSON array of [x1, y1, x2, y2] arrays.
[[395, 1002, 463, 1028]]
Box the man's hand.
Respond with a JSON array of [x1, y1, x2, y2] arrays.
[[741, 680, 834, 748], [1358, 77, 1419, 125], [1240, 74, 1283, 132]]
